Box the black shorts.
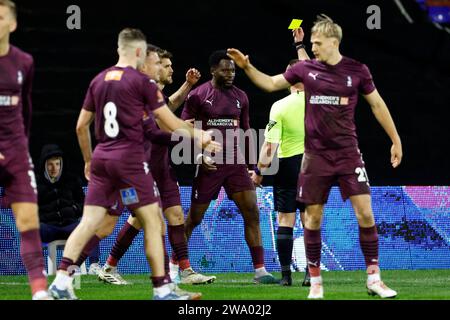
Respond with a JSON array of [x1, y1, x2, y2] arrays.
[[273, 154, 305, 213]]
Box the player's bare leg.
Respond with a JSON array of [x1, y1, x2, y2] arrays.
[[98, 214, 141, 284], [350, 194, 397, 298], [132, 205, 165, 276], [304, 204, 324, 299], [49, 205, 107, 299], [166, 205, 216, 284], [277, 211, 296, 286], [231, 190, 277, 284], [133, 202, 172, 299], [135, 203, 200, 300], [184, 203, 210, 240], [12, 202, 49, 300], [75, 214, 118, 275]]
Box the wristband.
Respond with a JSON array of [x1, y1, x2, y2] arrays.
[[254, 167, 262, 176]]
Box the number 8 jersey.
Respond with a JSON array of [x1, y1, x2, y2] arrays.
[[82, 66, 165, 162]]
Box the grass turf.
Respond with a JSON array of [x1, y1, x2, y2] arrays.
[[1, 269, 450, 300]]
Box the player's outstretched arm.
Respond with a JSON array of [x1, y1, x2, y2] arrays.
[[76, 109, 95, 180], [153, 105, 221, 153], [226, 48, 290, 92], [168, 68, 201, 112], [364, 90, 403, 168]]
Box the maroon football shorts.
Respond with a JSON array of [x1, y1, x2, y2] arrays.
[[152, 161, 181, 211], [0, 145, 37, 206], [297, 147, 371, 205], [85, 157, 161, 213], [191, 164, 255, 204]]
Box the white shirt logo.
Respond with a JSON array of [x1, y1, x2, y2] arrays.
[[347, 76, 352, 87], [18, 71, 23, 85], [143, 162, 150, 175], [205, 99, 213, 106], [236, 99, 241, 109], [308, 72, 319, 80]]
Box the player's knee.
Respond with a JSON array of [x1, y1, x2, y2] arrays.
[[15, 212, 39, 232], [186, 211, 203, 227], [278, 213, 296, 227], [245, 204, 260, 220], [165, 209, 184, 226], [243, 208, 260, 228], [96, 223, 114, 239], [305, 211, 322, 228], [189, 215, 203, 227], [16, 217, 39, 232], [355, 209, 374, 224]]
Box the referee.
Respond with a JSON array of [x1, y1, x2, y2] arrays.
[[250, 59, 310, 287]]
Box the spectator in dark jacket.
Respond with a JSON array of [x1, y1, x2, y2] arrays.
[[36, 144, 101, 274]]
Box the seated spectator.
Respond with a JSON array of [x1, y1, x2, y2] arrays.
[[36, 144, 101, 275]]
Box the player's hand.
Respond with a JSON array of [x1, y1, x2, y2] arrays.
[[84, 161, 91, 181], [185, 118, 195, 127], [186, 68, 201, 86], [227, 48, 250, 69], [199, 130, 222, 154], [292, 27, 305, 42], [391, 143, 402, 168], [249, 170, 263, 188], [0, 152, 4, 160], [200, 154, 217, 172]]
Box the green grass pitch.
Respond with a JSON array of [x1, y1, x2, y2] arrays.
[[1, 270, 450, 300]]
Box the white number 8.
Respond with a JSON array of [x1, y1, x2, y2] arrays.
[[104, 102, 119, 138]]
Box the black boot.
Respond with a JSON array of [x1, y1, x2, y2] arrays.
[[280, 274, 292, 286], [302, 266, 311, 287]]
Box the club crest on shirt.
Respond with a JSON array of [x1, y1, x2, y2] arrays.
[[236, 99, 241, 109], [346, 76, 352, 87], [17, 71, 23, 85], [266, 120, 277, 132]]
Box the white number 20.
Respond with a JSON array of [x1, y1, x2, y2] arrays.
[[104, 102, 119, 138], [355, 167, 369, 183]]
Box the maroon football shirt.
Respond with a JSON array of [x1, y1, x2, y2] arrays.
[[181, 81, 251, 165], [283, 56, 376, 153], [82, 66, 165, 162], [0, 45, 34, 149]]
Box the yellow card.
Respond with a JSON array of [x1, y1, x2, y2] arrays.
[[288, 19, 303, 29]]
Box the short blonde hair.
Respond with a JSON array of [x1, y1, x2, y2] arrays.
[[0, 0, 17, 19], [311, 14, 342, 43]]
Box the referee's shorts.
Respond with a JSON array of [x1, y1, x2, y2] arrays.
[[273, 153, 305, 213]]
